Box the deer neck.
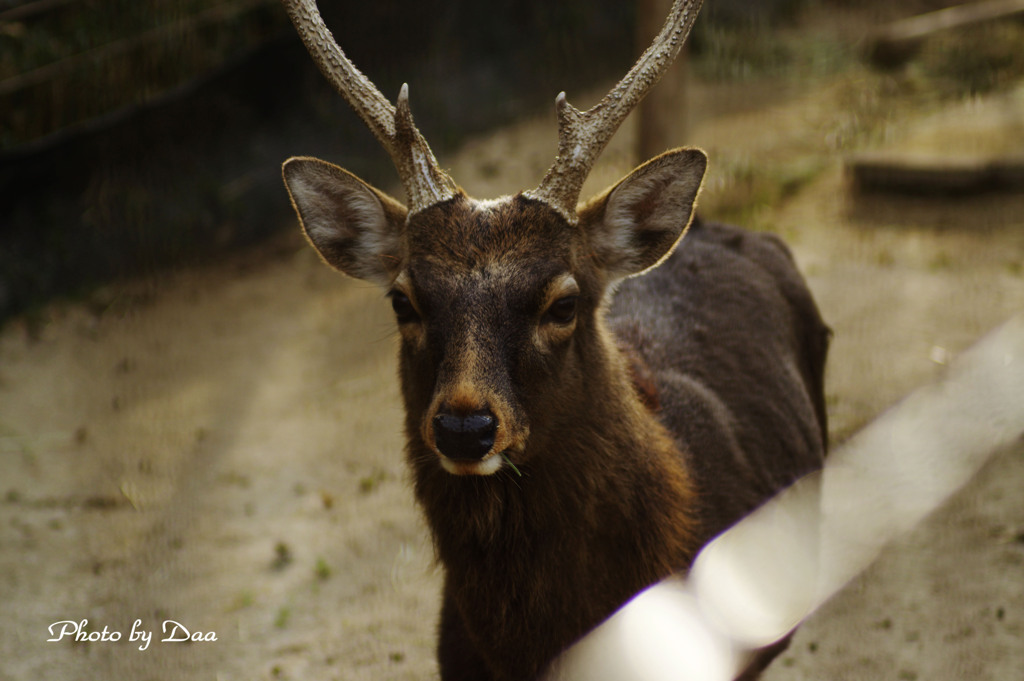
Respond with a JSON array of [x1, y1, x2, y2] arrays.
[[407, 320, 699, 681]]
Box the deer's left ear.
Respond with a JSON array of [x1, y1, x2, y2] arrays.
[[579, 148, 707, 280]]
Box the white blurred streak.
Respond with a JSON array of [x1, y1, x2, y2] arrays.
[[815, 312, 1024, 598], [691, 475, 822, 649], [547, 315, 1024, 681], [546, 577, 741, 681]]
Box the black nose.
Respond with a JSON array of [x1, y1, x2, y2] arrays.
[[433, 408, 497, 461]]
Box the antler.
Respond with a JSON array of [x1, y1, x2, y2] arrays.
[[524, 0, 705, 224], [282, 0, 458, 215]]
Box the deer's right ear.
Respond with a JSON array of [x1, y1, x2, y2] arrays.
[[283, 157, 408, 286]]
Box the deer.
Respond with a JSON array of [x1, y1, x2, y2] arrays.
[[278, 0, 830, 679]]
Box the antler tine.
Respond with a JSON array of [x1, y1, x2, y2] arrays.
[[525, 0, 704, 224], [282, 0, 457, 214]]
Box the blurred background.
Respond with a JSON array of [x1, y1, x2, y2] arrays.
[[1, 1, 1023, 680], [3, 0, 1022, 325]]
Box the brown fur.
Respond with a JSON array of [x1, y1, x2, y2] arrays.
[[387, 193, 702, 681], [278, 2, 823, 674], [282, 150, 828, 681], [619, 340, 663, 412]]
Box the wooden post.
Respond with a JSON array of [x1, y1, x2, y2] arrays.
[[636, 0, 690, 163]]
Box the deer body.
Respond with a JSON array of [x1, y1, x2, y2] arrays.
[[412, 211, 828, 681], [610, 219, 830, 542], [278, 1, 829, 679]]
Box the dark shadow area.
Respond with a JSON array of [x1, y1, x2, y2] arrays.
[[0, 0, 637, 326]]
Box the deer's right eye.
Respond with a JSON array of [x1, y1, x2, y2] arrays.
[[389, 291, 419, 324]]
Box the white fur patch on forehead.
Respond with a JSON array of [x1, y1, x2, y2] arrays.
[[469, 196, 516, 214]]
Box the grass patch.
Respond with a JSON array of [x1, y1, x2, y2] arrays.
[[702, 158, 828, 229], [271, 541, 292, 571], [358, 468, 391, 494], [227, 590, 255, 612]]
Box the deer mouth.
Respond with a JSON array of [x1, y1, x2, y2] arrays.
[[439, 452, 507, 476], [434, 435, 528, 477]]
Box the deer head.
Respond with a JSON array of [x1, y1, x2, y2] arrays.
[[281, 0, 707, 477]]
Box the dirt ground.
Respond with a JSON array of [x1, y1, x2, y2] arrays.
[[3, 18, 1024, 681]]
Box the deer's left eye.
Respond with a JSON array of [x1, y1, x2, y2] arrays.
[[543, 296, 578, 326], [389, 291, 419, 324]]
